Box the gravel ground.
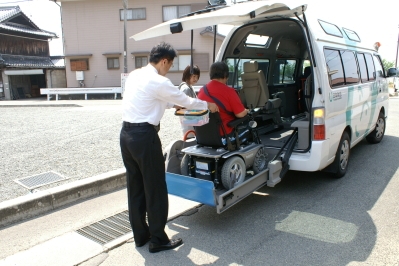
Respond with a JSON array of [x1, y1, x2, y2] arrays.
[[0, 100, 183, 202]]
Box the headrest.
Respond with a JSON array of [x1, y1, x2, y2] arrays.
[[243, 60, 258, 73], [303, 66, 311, 77]]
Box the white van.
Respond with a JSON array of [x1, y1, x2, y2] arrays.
[[133, 1, 389, 213]]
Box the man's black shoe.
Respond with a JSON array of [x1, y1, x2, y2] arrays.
[[148, 238, 183, 253], [135, 237, 151, 247]]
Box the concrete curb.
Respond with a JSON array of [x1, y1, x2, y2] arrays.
[[0, 168, 127, 228]]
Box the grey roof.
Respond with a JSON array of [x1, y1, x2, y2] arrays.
[[0, 6, 57, 38], [0, 54, 64, 69]]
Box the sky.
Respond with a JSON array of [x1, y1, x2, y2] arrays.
[[1, 0, 398, 65]]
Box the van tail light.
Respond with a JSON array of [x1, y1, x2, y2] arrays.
[[313, 108, 325, 140]]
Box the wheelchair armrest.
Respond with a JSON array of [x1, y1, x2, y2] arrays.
[[227, 116, 249, 128]]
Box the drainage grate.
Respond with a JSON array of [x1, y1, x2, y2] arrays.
[[14, 171, 68, 190], [76, 210, 132, 245]]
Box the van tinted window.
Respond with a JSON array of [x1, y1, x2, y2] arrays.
[[324, 49, 344, 87], [356, 53, 369, 82], [364, 53, 376, 81], [340, 50, 359, 84], [225, 58, 269, 87], [273, 59, 296, 84], [373, 55, 384, 78]]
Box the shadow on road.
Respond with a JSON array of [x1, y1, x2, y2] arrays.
[[137, 133, 399, 265]]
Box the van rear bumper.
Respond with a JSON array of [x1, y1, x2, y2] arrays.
[[288, 140, 332, 171]]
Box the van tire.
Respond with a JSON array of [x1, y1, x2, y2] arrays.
[[366, 112, 385, 144], [331, 132, 350, 178], [180, 154, 190, 176], [221, 156, 246, 190]]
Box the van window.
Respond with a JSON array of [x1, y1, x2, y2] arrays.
[[340, 50, 359, 84], [273, 59, 296, 84], [225, 58, 269, 87], [318, 20, 343, 38], [324, 49, 344, 87], [364, 53, 376, 81], [342, 28, 360, 42], [356, 53, 369, 83], [373, 55, 384, 78], [245, 34, 271, 48]]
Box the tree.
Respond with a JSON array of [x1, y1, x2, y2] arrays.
[[382, 59, 395, 72]]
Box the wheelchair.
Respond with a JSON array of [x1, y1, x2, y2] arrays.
[[179, 109, 268, 190]]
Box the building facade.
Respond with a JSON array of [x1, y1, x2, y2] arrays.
[[0, 6, 66, 100], [57, 0, 224, 88]]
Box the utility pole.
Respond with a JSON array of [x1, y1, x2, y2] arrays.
[[123, 0, 128, 73]]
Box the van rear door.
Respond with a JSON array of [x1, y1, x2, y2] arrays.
[[132, 2, 306, 41]]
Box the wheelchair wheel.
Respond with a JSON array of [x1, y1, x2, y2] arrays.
[[253, 147, 268, 174], [221, 156, 246, 190], [180, 154, 190, 176]]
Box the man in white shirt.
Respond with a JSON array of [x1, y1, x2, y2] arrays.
[[120, 42, 218, 253]]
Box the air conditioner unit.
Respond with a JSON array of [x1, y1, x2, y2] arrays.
[[76, 71, 84, 81]]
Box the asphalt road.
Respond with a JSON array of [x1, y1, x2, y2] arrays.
[[88, 96, 399, 265]]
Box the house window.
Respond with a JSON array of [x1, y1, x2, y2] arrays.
[[70, 59, 89, 71], [170, 53, 209, 72], [120, 8, 146, 20], [107, 58, 120, 69], [163, 5, 191, 21], [135, 56, 148, 68]]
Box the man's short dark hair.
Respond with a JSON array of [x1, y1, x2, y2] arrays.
[[149, 42, 177, 64], [182, 65, 201, 82], [210, 61, 229, 80]]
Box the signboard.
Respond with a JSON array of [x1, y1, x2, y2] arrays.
[[121, 73, 129, 97]]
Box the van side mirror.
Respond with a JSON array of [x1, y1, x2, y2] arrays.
[[387, 68, 398, 77]]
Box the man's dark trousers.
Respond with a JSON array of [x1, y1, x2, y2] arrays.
[[120, 124, 169, 245]]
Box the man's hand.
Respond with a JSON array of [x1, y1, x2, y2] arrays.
[[207, 102, 219, 113], [173, 105, 184, 110]]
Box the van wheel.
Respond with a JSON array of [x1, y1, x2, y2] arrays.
[[253, 147, 268, 174], [332, 132, 350, 178], [221, 156, 246, 190], [180, 154, 190, 176], [366, 112, 385, 144]]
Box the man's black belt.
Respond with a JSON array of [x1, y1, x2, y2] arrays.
[[123, 121, 160, 132], [123, 121, 152, 128]]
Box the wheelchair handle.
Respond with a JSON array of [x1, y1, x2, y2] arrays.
[[183, 130, 196, 141]]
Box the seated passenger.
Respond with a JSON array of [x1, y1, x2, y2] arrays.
[[198, 61, 248, 138]]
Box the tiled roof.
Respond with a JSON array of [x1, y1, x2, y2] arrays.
[[0, 54, 64, 68], [0, 6, 20, 22], [0, 6, 57, 38]]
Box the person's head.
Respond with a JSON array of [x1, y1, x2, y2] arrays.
[[149, 42, 177, 76], [209, 61, 229, 83], [182, 65, 201, 85]]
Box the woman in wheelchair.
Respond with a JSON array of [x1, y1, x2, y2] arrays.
[[179, 62, 267, 190]]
